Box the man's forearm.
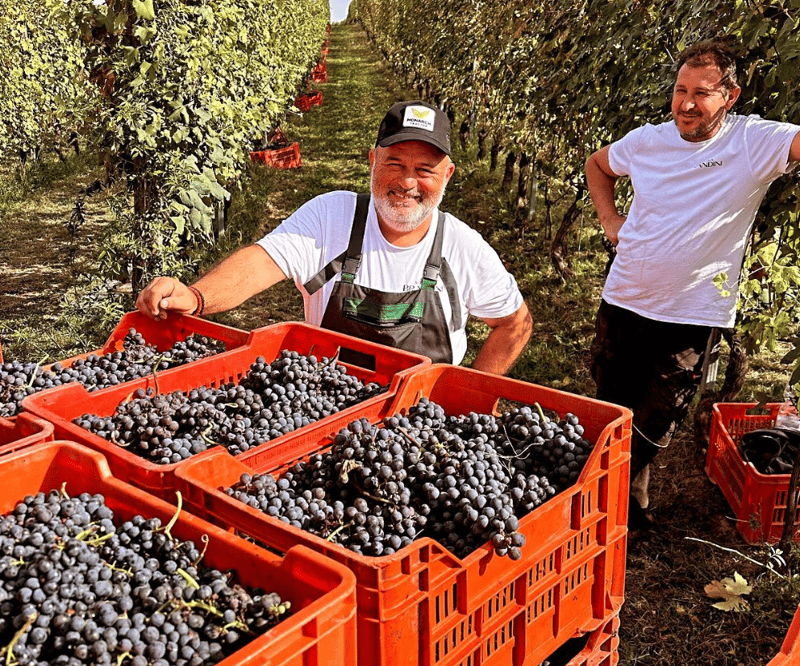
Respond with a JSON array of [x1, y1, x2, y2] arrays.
[[585, 149, 625, 245], [194, 245, 287, 315], [471, 305, 533, 375]]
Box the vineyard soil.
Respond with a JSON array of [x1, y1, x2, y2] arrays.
[[0, 20, 798, 666]]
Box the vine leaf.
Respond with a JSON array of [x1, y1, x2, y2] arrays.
[[132, 0, 155, 21], [704, 572, 752, 611]]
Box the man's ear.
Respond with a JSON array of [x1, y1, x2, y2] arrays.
[[726, 85, 741, 110], [445, 159, 455, 183], [368, 147, 376, 169]]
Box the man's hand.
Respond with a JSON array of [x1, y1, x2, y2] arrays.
[[601, 213, 627, 247], [136, 277, 197, 320]]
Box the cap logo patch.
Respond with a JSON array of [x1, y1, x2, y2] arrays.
[[403, 106, 435, 132]]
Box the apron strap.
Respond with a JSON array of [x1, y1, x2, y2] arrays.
[[304, 198, 449, 297], [304, 193, 370, 295], [420, 210, 446, 289], [440, 257, 463, 330]]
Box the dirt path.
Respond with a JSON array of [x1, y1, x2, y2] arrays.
[[0, 159, 111, 332]]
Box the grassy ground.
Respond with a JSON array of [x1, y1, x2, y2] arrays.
[[1, 20, 799, 666]]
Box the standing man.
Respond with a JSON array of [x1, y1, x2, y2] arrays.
[[137, 100, 532, 375], [585, 39, 800, 530]]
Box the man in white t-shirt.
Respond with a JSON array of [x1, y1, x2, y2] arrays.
[[137, 100, 532, 374], [585, 39, 800, 531]]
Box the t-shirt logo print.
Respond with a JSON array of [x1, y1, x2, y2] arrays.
[[403, 106, 436, 132]]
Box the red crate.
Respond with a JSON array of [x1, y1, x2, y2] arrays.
[[2, 311, 249, 422], [295, 90, 323, 112], [54, 310, 251, 370], [704, 402, 800, 543], [20, 322, 430, 500], [0, 441, 357, 666], [768, 602, 800, 666], [251, 143, 302, 169], [558, 607, 620, 666], [175, 364, 632, 666], [0, 412, 54, 455], [311, 60, 328, 83]]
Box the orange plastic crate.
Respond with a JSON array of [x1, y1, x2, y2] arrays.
[[20, 322, 429, 500], [295, 90, 323, 112], [2, 311, 250, 421], [767, 602, 800, 666], [311, 60, 328, 83], [54, 310, 251, 370], [704, 402, 800, 543], [559, 606, 620, 666], [176, 364, 632, 666], [0, 412, 54, 455], [251, 143, 302, 169], [0, 441, 357, 666]]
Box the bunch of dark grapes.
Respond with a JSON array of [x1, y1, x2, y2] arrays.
[[497, 406, 593, 493], [0, 329, 225, 418], [226, 398, 594, 561], [74, 351, 384, 464], [0, 489, 290, 666]]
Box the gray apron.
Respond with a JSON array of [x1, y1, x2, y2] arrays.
[[303, 194, 460, 364]]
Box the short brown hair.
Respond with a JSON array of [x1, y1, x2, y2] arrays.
[[677, 39, 739, 93]]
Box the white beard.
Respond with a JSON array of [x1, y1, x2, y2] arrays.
[[370, 172, 444, 235]]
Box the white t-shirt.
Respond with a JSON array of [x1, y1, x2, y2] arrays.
[[604, 113, 799, 328], [256, 191, 524, 364]]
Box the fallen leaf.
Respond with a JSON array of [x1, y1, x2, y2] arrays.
[[704, 572, 752, 612]]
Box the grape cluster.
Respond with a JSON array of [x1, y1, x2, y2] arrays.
[[227, 397, 595, 561], [497, 405, 593, 493], [75, 351, 384, 465], [0, 330, 225, 418], [0, 489, 290, 666]]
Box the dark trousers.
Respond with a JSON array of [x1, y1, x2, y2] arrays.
[[590, 300, 714, 506]]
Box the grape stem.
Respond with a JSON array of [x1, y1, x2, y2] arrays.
[[397, 426, 424, 448], [150, 354, 168, 395], [2, 611, 38, 665], [193, 533, 210, 566], [325, 521, 352, 541], [177, 567, 200, 589], [24, 359, 47, 389], [160, 491, 183, 540]]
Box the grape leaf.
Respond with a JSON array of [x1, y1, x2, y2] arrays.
[[704, 572, 752, 612]]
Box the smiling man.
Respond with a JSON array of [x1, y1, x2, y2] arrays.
[[584, 39, 800, 532], [137, 100, 532, 374]]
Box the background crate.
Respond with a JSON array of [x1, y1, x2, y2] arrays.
[[296, 90, 323, 112], [0, 412, 54, 456], [20, 322, 429, 500], [0, 441, 357, 666], [767, 602, 800, 666], [176, 363, 632, 666], [311, 60, 328, 83], [704, 402, 800, 543], [54, 310, 251, 369], [251, 143, 302, 169]]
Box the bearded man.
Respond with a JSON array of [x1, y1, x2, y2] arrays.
[[585, 39, 800, 530], [138, 100, 532, 374]]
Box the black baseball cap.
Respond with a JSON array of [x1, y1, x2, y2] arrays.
[[375, 100, 451, 156]]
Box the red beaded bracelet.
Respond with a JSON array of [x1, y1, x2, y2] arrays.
[[187, 286, 205, 317]]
